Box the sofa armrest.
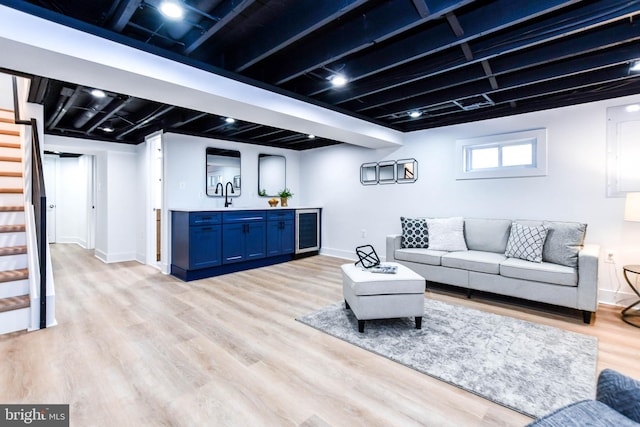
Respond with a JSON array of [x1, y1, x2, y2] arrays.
[[386, 234, 402, 262], [597, 369, 640, 423], [577, 244, 600, 312]]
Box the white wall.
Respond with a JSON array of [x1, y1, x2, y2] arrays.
[[300, 93, 640, 307], [44, 136, 139, 263], [163, 133, 301, 211], [0, 73, 13, 110]]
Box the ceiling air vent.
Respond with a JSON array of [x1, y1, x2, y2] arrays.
[[453, 94, 494, 111]]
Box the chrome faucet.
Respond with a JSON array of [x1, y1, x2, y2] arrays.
[[224, 181, 235, 207]]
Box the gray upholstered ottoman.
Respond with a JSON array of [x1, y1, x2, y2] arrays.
[[341, 262, 426, 333]]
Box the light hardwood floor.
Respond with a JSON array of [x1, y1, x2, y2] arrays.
[[1, 244, 639, 427]]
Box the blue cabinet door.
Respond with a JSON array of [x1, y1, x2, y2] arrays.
[[266, 221, 282, 256], [266, 219, 294, 256], [189, 225, 222, 269], [245, 222, 266, 260], [222, 223, 245, 264], [281, 220, 295, 254]]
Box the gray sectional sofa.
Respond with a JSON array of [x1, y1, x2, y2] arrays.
[[386, 217, 599, 323]]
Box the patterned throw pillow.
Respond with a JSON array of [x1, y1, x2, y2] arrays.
[[400, 217, 429, 248], [505, 223, 548, 263]]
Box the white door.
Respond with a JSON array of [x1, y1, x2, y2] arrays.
[[43, 156, 57, 243]]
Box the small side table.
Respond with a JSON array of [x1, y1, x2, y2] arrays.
[[622, 265, 640, 328]]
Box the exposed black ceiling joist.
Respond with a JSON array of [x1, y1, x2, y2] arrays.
[[4, 0, 640, 147]]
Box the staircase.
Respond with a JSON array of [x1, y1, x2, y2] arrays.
[[0, 108, 30, 334]]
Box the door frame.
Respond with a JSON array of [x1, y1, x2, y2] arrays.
[[145, 131, 164, 268]]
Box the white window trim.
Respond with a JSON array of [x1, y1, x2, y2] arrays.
[[455, 129, 547, 180], [606, 103, 640, 197]]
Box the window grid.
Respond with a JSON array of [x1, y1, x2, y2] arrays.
[[465, 141, 536, 173]]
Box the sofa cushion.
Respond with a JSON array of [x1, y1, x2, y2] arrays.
[[400, 217, 429, 248], [527, 400, 639, 427], [464, 218, 512, 253], [426, 217, 468, 251], [505, 222, 548, 263], [442, 250, 506, 274], [395, 248, 447, 266], [597, 369, 640, 423], [542, 221, 587, 268], [500, 258, 577, 287]]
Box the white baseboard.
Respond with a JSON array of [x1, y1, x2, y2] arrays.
[[94, 250, 136, 264], [56, 237, 87, 247], [598, 289, 636, 307], [319, 247, 355, 261]]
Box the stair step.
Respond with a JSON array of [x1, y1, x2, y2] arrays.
[[0, 224, 25, 233], [0, 142, 20, 149], [0, 156, 21, 163], [0, 294, 29, 313], [0, 129, 19, 137], [0, 246, 27, 256], [0, 171, 22, 177], [0, 269, 29, 283], [0, 188, 23, 194], [0, 117, 14, 124], [0, 206, 24, 212]]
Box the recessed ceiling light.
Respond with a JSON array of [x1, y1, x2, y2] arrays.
[[225, 117, 235, 124], [626, 104, 640, 113], [308, 134, 316, 139], [159, 1, 184, 19], [330, 74, 348, 87], [408, 110, 422, 118], [91, 89, 106, 98]]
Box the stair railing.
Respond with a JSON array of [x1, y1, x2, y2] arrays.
[[12, 76, 47, 329]]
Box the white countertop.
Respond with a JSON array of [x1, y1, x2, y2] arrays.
[[171, 206, 321, 212]]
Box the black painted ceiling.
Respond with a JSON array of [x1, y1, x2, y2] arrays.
[[4, 0, 640, 149]]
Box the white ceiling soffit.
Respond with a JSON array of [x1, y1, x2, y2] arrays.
[[0, 5, 403, 150]]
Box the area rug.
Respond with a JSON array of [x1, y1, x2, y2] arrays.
[[297, 299, 598, 418]]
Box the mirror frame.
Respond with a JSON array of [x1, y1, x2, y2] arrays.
[[360, 162, 378, 185], [378, 160, 396, 184], [205, 147, 241, 197], [258, 154, 286, 197], [396, 158, 418, 183]]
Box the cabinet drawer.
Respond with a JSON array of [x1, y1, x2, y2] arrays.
[[189, 212, 221, 225], [267, 210, 294, 221], [222, 210, 266, 223]]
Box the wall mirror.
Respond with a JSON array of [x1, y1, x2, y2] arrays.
[[258, 154, 286, 196], [396, 158, 418, 183], [360, 162, 378, 185], [206, 147, 241, 197], [378, 160, 396, 184]]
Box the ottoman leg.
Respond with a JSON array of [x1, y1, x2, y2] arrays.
[[345, 299, 350, 310], [358, 319, 365, 333], [415, 316, 422, 329]]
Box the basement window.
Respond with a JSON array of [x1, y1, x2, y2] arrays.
[[456, 129, 547, 180]]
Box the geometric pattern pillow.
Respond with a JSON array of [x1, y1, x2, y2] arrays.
[[505, 222, 548, 263], [400, 217, 428, 248]]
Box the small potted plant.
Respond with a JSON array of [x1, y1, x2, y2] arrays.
[[278, 188, 293, 207]]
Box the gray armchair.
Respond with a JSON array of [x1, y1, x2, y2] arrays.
[[528, 369, 640, 426]]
